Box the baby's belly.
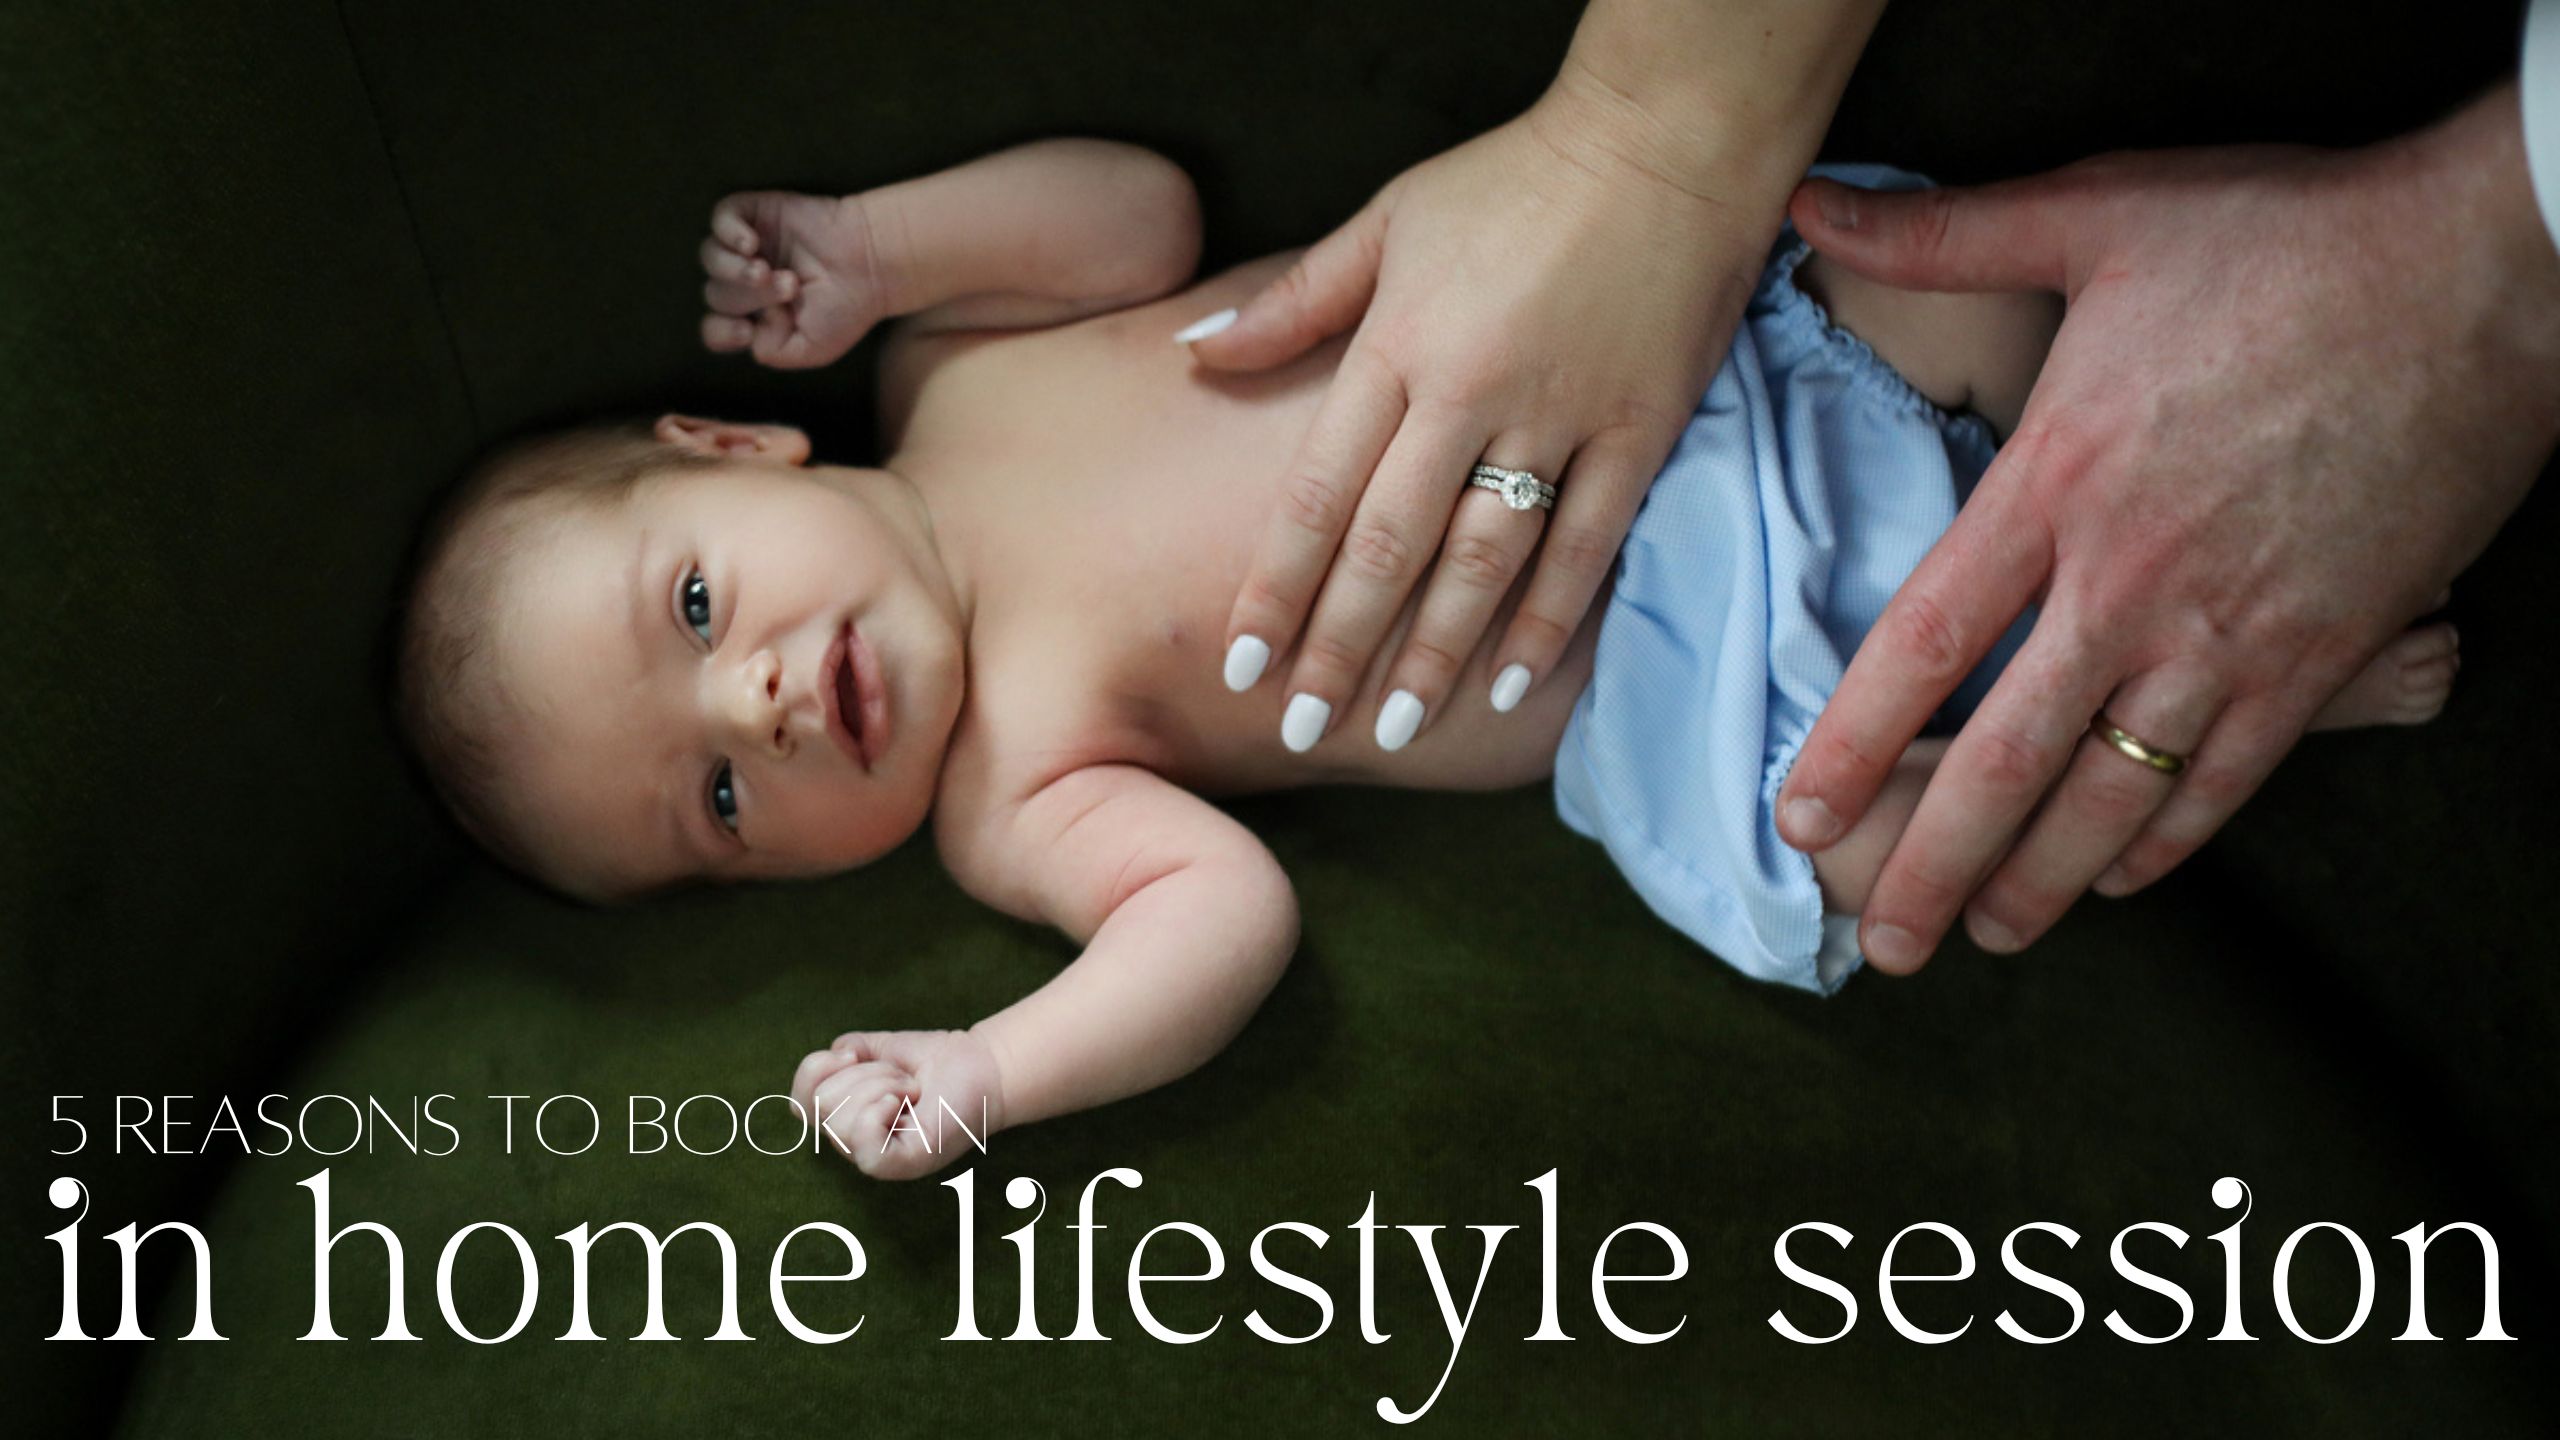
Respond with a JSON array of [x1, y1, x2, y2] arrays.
[[1098, 560, 1606, 798], [946, 271, 1608, 797]]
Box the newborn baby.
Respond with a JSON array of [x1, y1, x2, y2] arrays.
[[394, 140, 2457, 1179]]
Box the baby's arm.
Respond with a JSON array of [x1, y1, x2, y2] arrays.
[[794, 764, 1297, 1180], [702, 140, 1201, 367], [865, 140, 1203, 332]]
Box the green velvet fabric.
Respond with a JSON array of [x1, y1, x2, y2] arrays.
[[7, 1, 2555, 1434]]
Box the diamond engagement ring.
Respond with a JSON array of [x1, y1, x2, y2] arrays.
[[1468, 463, 1556, 512]]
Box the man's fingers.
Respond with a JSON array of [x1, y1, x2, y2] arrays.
[[1221, 354, 1407, 693], [1789, 176, 2076, 295], [1275, 412, 1494, 752], [2096, 689, 2322, 897], [1962, 669, 2227, 952], [1854, 626, 2120, 974], [1484, 427, 1667, 714], [1187, 201, 1387, 373], [1780, 481, 2055, 852]]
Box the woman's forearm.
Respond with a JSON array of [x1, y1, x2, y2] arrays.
[[1550, 0, 1886, 201]]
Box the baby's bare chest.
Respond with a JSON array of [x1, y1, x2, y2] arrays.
[[897, 291, 1596, 801]]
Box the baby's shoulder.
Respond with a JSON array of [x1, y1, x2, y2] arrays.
[[926, 662, 1145, 915]]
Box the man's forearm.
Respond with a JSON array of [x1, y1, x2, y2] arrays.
[[2392, 82, 2560, 433]]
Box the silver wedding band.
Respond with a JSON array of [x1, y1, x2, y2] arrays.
[[1469, 463, 1556, 512]]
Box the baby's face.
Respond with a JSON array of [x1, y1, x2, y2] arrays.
[[486, 448, 964, 897]]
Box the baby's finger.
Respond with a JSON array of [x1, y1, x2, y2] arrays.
[[813, 1065, 908, 1150], [703, 276, 774, 318], [710, 197, 760, 257], [699, 235, 760, 285], [702, 314, 752, 354], [750, 302, 802, 368], [791, 1047, 845, 1111], [792, 1046, 881, 1113]]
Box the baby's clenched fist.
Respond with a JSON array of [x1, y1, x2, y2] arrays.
[[791, 1029, 1007, 1181], [699, 190, 888, 371]]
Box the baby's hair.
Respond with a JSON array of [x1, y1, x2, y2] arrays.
[[390, 417, 725, 892]]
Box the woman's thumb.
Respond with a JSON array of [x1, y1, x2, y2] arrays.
[[1789, 177, 2072, 294], [1183, 203, 1386, 371]]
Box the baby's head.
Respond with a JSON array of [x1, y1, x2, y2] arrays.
[[395, 414, 966, 901]]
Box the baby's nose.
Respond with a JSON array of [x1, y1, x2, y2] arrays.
[[727, 650, 793, 759]]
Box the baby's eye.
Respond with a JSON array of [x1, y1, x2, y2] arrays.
[[709, 761, 739, 833], [682, 567, 715, 645]]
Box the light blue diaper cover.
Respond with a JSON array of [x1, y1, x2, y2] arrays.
[[1553, 163, 2025, 996]]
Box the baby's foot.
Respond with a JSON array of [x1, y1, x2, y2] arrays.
[[2309, 622, 2460, 731], [699, 190, 886, 370]]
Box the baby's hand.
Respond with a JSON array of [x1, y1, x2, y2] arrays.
[[699, 191, 887, 370], [790, 1029, 1008, 1182]]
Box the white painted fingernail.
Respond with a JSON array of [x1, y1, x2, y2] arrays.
[[1223, 635, 1270, 692], [1173, 307, 1238, 344], [1489, 664, 1532, 714], [1375, 690, 1424, 752], [1282, 693, 1331, 753]]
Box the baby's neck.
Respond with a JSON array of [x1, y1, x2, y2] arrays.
[[845, 458, 978, 641]]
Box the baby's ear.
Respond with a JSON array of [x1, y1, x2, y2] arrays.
[[652, 413, 812, 465]]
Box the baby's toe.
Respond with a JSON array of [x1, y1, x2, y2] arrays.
[[2398, 621, 2459, 666], [2394, 657, 2457, 724]]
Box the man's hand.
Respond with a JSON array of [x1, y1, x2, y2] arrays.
[[1774, 83, 2560, 974], [792, 1029, 1007, 1182]]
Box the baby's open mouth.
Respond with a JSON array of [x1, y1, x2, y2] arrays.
[[826, 621, 891, 771]]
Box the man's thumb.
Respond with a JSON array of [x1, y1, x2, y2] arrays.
[[1184, 203, 1385, 372], [1789, 177, 2071, 294]]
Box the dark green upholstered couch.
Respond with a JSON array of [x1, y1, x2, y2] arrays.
[[8, 2, 2555, 1434]]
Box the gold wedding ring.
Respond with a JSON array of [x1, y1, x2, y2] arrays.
[[2089, 713, 2187, 775]]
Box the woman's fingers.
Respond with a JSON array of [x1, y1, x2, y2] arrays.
[[1481, 425, 1670, 714], [1273, 412, 1494, 751], [1368, 434, 1570, 749], [1222, 352, 1407, 697], [1777, 474, 2055, 853], [1186, 201, 1389, 374], [1960, 668, 2227, 952], [1853, 621, 2119, 975]]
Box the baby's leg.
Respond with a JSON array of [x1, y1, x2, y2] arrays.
[[1809, 624, 2460, 915], [1795, 255, 2060, 436], [2309, 622, 2459, 729], [1808, 739, 1949, 916]]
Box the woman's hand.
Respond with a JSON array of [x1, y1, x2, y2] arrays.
[[1187, 76, 1802, 751]]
